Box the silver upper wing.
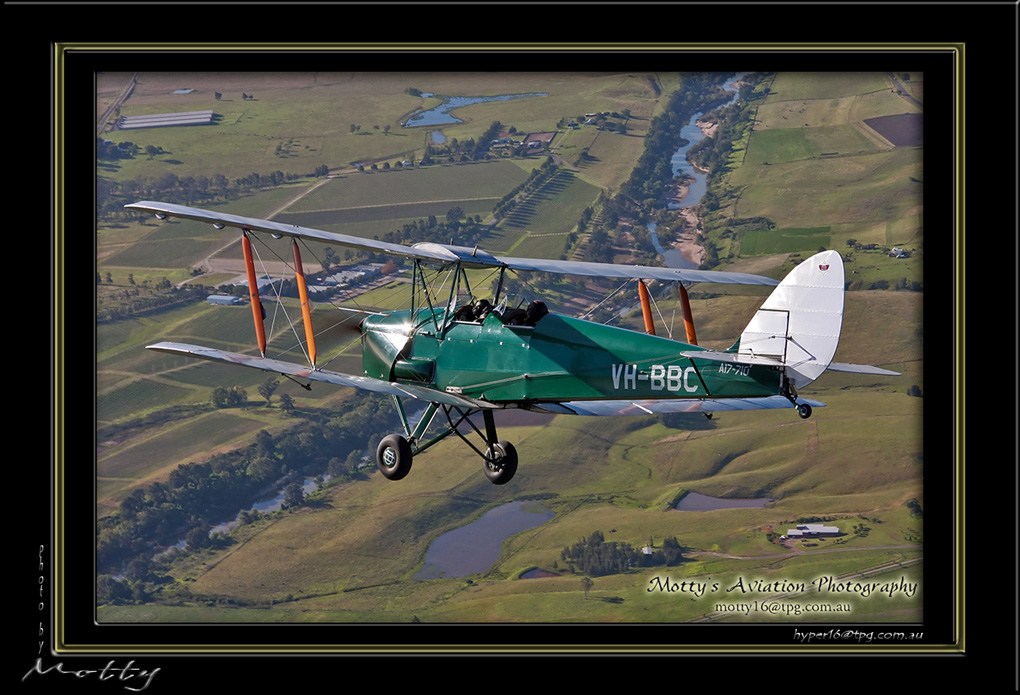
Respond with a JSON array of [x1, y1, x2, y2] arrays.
[[496, 255, 778, 286], [126, 201, 778, 286], [125, 200, 455, 264]]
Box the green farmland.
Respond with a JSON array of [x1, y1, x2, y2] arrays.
[[94, 71, 926, 627]]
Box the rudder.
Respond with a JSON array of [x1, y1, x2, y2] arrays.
[[737, 250, 844, 388]]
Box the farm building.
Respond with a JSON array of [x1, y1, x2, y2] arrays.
[[118, 110, 216, 129], [207, 295, 242, 306], [322, 264, 382, 287], [232, 275, 282, 295], [785, 523, 840, 538], [521, 132, 556, 151]]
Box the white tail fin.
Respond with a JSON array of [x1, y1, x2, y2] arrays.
[[738, 250, 845, 389]]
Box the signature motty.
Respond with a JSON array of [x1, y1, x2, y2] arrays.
[[22, 659, 160, 692]]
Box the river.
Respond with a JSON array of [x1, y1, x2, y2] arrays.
[[668, 72, 747, 210], [649, 73, 748, 270]]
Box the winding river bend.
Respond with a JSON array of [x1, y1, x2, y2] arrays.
[[649, 73, 747, 269], [669, 72, 746, 209]]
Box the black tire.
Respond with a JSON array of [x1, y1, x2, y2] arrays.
[[797, 403, 813, 419], [377, 434, 413, 481], [483, 440, 518, 485]]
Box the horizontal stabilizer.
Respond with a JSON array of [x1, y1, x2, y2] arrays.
[[680, 350, 784, 368], [684, 351, 900, 377], [826, 362, 901, 376], [145, 341, 494, 409], [525, 395, 825, 417]]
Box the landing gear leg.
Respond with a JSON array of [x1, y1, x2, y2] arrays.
[[379, 400, 520, 483], [481, 410, 518, 485], [780, 373, 811, 419]]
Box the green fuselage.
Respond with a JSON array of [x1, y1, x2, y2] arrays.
[[361, 308, 781, 405]]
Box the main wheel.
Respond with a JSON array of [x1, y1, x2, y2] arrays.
[[377, 434, 413, 480], [483, 440, 518, 485], [797, 403, 813, 419]]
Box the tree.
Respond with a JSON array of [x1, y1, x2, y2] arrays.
[[228, 385, 248, 407], [186, 524, 211, 551], [279, 393, 295, 413], [906, 498, 923, 518], [283, 481, 305, 508], [211, 386, 231, 408], [580, 576, 594, 599], [258, 377, 279, 406], [247, 455, 278, 482], [97, 575, 131, 604], [446, 206, 464, 224]]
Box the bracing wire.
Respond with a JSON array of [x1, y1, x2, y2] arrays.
[[247, 234, 371, 367], [579, 278, 632, 322], [647, 283, 673, 340], [246, 234, 314, 365]]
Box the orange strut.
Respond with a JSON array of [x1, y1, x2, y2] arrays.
[[292, 240, 317, 367], [677, 283, 698, 345], [241, 233, 267, 356], [637, 280, 655, 335]]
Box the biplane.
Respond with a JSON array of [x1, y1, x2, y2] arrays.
[[125, 201, 898, 485]]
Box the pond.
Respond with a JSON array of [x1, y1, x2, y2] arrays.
[[403, 92, 548, 128], [673, 491, 773, 511], [414, 500, 554, 580]]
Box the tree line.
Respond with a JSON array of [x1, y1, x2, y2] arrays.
[[620, 73, 736, 206], [560, 530, 687, 577], [98, 142, 318, 222], [97, 393, 401, 603]]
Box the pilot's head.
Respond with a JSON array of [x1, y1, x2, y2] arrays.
[[473, 299, 492, 320]]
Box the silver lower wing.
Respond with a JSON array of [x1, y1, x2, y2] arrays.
[[146, 342, 495, 409], [524, 396, 826, 417]]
